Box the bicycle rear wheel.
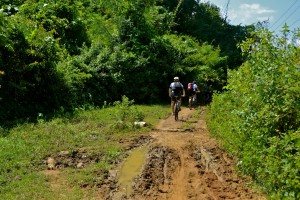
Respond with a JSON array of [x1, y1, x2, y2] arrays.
[[192, 96, 196, 107], [174, 101, 179, 121]]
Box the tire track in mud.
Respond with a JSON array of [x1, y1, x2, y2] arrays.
[[108, 107, 266, 200]]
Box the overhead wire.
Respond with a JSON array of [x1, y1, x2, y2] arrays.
[[274, 4, 300, 31], [269, 0, 298, 29], [220, 0, 228, 14], [290, 16, 300, 29]]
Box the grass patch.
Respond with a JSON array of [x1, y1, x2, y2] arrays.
[[0, 102, 169, 199]]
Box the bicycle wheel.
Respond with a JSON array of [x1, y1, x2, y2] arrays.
[[192, 96, 196, 107], [189, 96, 195, 109], [174, 101, 179, 121]]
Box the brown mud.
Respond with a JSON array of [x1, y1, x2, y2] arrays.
[[101, 107, 266, 200], [42, 107, 266, 200]]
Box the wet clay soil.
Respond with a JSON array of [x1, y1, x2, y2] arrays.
[[103, 107, 266, 200]]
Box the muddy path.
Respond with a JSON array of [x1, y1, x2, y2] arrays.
[[103, 107, 266, 200]]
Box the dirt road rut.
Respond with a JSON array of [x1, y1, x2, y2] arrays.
[[106, 107, 266, 200]]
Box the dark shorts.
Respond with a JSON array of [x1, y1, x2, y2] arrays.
[[171, 93, 182, 101], [188, 90, 196, 97]]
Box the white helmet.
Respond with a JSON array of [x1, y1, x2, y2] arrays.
[[174, 76, 179, 81]]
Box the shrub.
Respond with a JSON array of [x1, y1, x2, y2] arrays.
[[112, 95, 145, 129], [208, 27, 300, 199]]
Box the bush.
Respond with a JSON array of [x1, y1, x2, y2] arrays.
[[112, 96, 145, 129], [208, 27, 300, 199]]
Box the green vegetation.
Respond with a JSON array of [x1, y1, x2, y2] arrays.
[[0, 0, 252, 123], [0, 98, 170, 199], [208, 28, 300, 199], [1, 0, 299, 199]]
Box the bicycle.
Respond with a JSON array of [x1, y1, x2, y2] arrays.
[[189, 91, 199, 109], [174, 96, 181, 121]]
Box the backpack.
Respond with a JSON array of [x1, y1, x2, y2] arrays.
[[187, 82, 193, 91], [172, 82, 183, 94]]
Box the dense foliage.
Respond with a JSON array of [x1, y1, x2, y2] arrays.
[[1, 1, 299, 199], [0, 0, 250, 123], [159, 0, 253, 70], [208, 28, 300, 199]]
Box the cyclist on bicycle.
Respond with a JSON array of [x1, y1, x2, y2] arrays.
[[169, 77, 185, 115], [188, 81, 200, 109]]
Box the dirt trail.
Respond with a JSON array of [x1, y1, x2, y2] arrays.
[[42, 106, 266, 199], [106, 107, 266, 200]]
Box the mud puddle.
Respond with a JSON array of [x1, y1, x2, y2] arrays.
[[118, 145, 148, 197]]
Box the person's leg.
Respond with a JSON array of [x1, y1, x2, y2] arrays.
[[193, 94, 197, 108], [190, 93, 196, 109], [178, 97, 182, 111], [171, 98, 175, 115], [189, 94, 193, 109]]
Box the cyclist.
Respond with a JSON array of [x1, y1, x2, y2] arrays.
[[169, 77, 185, 115], [188, 81, 200, 109]]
